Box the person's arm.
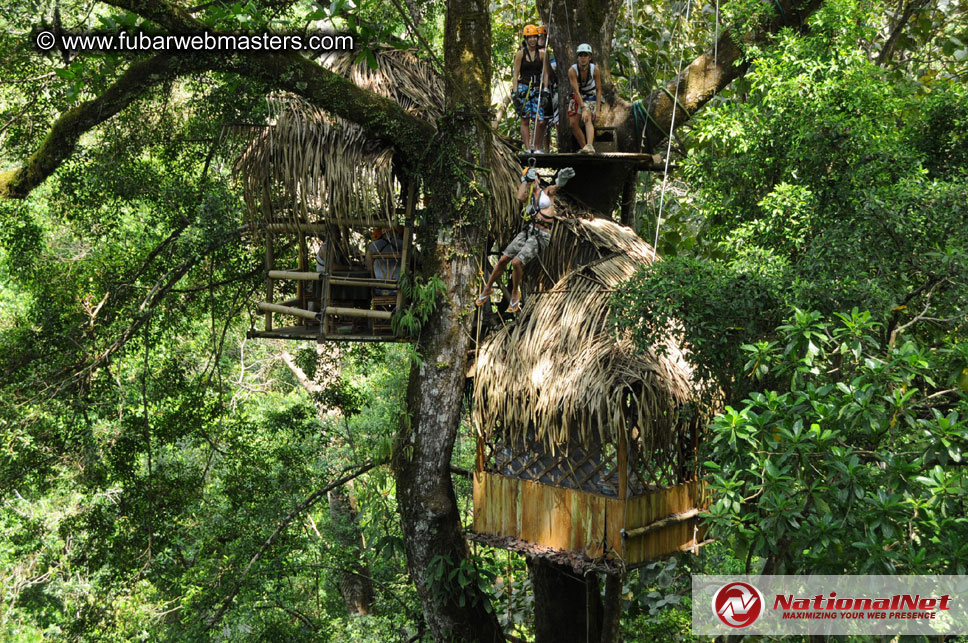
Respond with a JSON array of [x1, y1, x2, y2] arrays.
[[568, 66, 582, 108], [547, 168, 575, 199], [512, 50, 523, 90], [594, 66, 602, 119]]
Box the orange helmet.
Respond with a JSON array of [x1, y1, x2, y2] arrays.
[[537, 25, 548, 35], [523, 24, 539, 37]]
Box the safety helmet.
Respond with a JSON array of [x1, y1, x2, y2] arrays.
[[523, 24, 540, 37], [577, 43, 592, 54], [537, 25, 548, 35]]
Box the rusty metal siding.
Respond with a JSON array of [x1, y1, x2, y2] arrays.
[[473, 473, 706, 565], [474, 472, 607, 558]]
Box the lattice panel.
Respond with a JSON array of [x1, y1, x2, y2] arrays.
[[484, 438, 621, 496], [482, 424, 698, 497], [626, 425, 697, 490]]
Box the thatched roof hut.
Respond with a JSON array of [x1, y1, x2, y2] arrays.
[[470, 216, 708, 568], [234, 49, 523, 245]]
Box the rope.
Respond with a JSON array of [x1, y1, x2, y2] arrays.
[[651, 0, 693, 262], [714, 0, 720, 65]]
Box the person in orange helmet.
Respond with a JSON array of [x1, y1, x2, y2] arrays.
[[511, 24, 550, 153]]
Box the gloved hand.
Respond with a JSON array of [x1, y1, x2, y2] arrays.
[[540, 89, 553, 115], [556, 167, 575, 187], [512, 91, 525, 117], [521, 167, 538, 182]]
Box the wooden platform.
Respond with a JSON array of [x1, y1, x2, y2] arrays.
[[246, 325, 407, 342], [516, 152, 663, 171]]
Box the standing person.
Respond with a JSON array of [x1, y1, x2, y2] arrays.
[[476, 167, 575, 313], [568, 43, 602, 154], [512, 25, 548, 153]]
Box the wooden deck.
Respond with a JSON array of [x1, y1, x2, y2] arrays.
[[516, 152, 664, 171]]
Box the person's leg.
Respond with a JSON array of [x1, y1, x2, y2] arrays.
[[481, 254, 511, 296], [569, 113, 586, 148], [534, 120, 546, 152], [520, 118, 531, 149], [510, 258, 524, 303], [584, 109, 595, 146]]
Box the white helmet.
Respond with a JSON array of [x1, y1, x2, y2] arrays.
[[576, 43, 592, 54]]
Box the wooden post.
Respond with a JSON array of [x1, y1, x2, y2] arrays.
[[619, 172, 637, 229], [396, 181, 417, 313], [320, 239, 332, 341], [265, 233, 274, 332], [297, 231, 308, 325], [616, 426, 628, 564]]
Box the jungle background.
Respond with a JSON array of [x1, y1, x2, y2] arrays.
[[1, 0, 966, 640]]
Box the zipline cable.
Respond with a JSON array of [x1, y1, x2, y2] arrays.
[[651, 0, 693, 262]]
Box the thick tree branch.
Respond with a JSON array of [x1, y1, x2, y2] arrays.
[[2, 0, 434, 199], [632, 0, 825, 150]]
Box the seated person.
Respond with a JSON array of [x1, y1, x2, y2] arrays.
[[568, 43, 602, 154], [366, 227, 404, 296]]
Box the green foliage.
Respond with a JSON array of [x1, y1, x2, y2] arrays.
[[612, 253, 788, 399], [426, 551, 498, 611], [704, 309, 968, 574], [392, 272, 447, 337]]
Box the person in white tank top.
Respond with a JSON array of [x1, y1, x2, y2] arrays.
[[568, 43, 602, 154], [476, 166, 576, 312]]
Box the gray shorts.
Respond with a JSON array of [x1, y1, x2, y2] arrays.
[[502, 228, 551, 265]]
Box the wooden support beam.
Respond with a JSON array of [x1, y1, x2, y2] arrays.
[[269, 270, 320, 281], [397, 181, 417, 312], [324, 306, 392, 320], [621, 508, 704, 540], [257, 301, 318, 321], [267, 271, 399, 290], [321, 239, 332, 339]]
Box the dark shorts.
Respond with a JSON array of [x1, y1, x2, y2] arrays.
[[503, 228, 551, 265], [538, 89, 559, 124]]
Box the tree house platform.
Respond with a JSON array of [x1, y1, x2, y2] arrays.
[[516, 152, 663, 171], [515, 152, 668, 215]]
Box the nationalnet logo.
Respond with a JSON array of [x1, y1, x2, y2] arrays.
[[713, 581, 765, 628], [694, 575, 968, 635]]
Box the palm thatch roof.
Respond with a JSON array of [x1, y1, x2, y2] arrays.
[[234, 49, 522, 243], [473, 216, 704, 457]]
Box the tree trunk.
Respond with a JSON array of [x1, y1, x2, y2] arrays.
[[528, 557, 603, 642], [327, 483, 375, 615], [600, 571, 625, 643], [390, 0, 504, 639]]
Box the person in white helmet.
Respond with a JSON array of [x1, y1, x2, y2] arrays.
[[567, 43, 602, 154]]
